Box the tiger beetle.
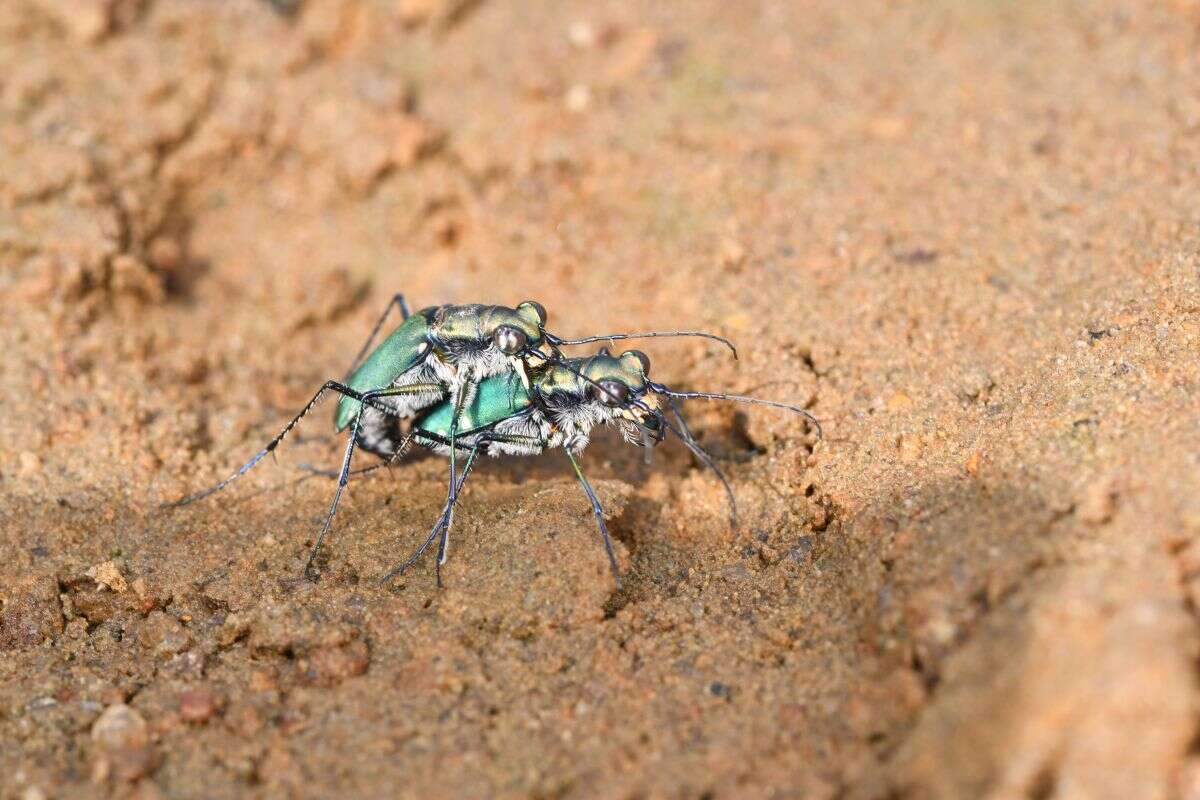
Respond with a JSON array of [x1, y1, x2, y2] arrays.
[[166, 295, 739, 579], [318, 347, 819, 587]]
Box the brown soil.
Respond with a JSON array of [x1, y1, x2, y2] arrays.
[[3, 1, 1200, 798]]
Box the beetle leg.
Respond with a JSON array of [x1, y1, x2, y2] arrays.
[[379, 432, 544, 586], [444, 373, 472, 555], [566, 450, 622, 588], [164, 379, 410, 509], [341, 293, 411, 381], [305, 382, 444, 580]]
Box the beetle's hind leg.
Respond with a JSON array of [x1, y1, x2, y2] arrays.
[[342, 293, 412, 381], [163, 379, 403, 509]]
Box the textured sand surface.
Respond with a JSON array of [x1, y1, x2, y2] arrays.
[[3, 1, 1200, 797]]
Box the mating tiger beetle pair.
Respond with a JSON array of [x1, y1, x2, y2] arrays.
[[167, 296, 820, 588]]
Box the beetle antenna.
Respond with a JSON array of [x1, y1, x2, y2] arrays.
[[647, 382, 821, 439], [527, 349, 741, 529], [545, 330, 738, 360], [343, 294, 411, 380]]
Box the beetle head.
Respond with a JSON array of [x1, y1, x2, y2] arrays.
[[578, 349, 664, 445], [490, 300, 548, 356]]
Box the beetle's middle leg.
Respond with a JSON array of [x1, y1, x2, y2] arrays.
[[304, 382, 443, 580], [378, 432, 544, 586]]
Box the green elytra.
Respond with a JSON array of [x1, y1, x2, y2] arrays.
[[416, 371, 533, 439], [332, 301, 549, 436], [333, 310, 432, 431]]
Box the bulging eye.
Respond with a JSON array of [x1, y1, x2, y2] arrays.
[[596, 380, 629, 407], [627, 350, 651, 375], [518, 300, 547, 326], [494, 326, 527, 355]]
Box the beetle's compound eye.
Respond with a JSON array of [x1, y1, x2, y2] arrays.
[[494, 325, 528, 355], [625, 350, 651, 375], [596, 379, 629, 407], [517, 300, 548, 327]]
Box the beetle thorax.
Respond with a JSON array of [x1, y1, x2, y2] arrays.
[[545, 397, 614, 453]]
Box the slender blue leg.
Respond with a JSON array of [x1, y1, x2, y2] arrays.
[[379, 432, 544, 585], [304, 383, 443, 579], [566, 450, 622, 587], [342, 293, 411, 380], [164, 379, 405, 508], [381, 439, 483, 586], [441, 375, 472, 576]]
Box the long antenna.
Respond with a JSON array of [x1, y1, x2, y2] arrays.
[[647, 383, 821, 439], [545, 330, 738, 360]]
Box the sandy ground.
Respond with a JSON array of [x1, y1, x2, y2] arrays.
[[3, 0, 1200, 797]]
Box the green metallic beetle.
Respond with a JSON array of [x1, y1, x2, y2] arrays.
[[167, 295, 737, 579], [333, 348, 819, 587], [330, 300, 544, 452]]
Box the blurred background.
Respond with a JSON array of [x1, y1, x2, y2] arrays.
[[3, 1, 1200, 797]]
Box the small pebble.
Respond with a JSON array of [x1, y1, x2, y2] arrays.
[[719, 237, 747, 269], [897, 433, 923, 464], [179, 689, 222, 724], [709, 682, 733, 700], [958, 367, 994, 403], [86, 560, 128, 594], [788, 537, 814, 563], [305, 640, 370, 686], [91, 704, 155, 783], [567, 20, 597, 49], [139, 611, 192, 659], [18, 451, 42, 478]]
